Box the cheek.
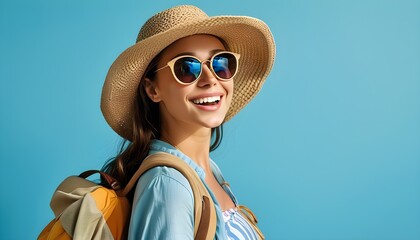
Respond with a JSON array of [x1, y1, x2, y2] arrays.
[[157, 81, 190, 106]]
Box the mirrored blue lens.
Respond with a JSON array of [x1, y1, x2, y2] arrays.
[[212, 53, 237, 79], [174, 57, 201, 83]]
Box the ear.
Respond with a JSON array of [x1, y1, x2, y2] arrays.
[[143, 78, 162, 103]]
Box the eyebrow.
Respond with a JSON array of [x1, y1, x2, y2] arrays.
[[171, 49, 226, 60]]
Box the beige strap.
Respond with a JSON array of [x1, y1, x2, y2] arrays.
[[237, 205, 265, 240], [121, 152, 217, 240]]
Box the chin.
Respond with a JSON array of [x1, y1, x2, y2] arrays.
[[199, 116, 225, 129]]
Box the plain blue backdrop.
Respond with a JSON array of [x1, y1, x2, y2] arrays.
[[1, 0, 419, 239]]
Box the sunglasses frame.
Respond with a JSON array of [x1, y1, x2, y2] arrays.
[[154, 51, 240, 85]]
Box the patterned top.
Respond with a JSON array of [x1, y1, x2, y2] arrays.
[[223, 208, 259, 240]]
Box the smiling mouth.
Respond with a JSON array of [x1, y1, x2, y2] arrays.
[[191, 96, 221, 105]]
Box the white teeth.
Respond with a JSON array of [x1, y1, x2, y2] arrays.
[[192, 96, 221, 104]]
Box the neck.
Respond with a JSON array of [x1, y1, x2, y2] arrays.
[[160, 121, 212, 172]]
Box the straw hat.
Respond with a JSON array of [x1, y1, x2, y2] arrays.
[[101, 5, 276, 140]]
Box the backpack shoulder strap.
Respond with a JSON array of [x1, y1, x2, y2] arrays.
[[122, 152, 217, 240]]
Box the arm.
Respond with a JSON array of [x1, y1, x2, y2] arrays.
[[128, 167, 194, 240]]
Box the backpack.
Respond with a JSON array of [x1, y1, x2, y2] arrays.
[[38, 152, 217, 240]]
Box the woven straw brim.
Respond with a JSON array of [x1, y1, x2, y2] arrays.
[[101, 16, 275, 140]]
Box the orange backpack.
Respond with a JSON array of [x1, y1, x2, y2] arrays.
[[38, 152, 217, 240]]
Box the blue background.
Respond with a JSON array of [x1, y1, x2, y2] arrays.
[[1, 0, 419, 239]]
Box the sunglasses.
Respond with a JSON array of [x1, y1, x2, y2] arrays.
[[154, 51, 240, 85]]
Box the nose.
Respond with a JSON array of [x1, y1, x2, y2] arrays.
[[197, 61, 218, 87]]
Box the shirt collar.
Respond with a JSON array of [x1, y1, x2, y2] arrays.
[[149, 139, 206, 179]]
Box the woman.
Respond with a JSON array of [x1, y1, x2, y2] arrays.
[[100, 5, 275, 240]]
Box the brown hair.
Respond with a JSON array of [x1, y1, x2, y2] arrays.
[[101, 53, 223, 198]]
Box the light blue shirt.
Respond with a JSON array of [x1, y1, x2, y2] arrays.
[[128, 139, 239, 240]]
